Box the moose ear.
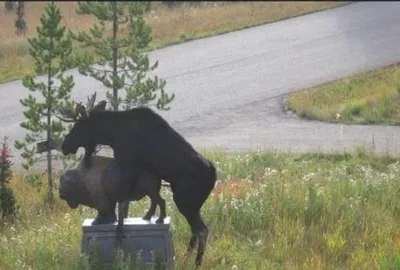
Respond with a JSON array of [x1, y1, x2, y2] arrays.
[[92, 100, 107, 112]]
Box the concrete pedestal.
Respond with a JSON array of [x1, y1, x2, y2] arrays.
[[81, 217, 174, 268]]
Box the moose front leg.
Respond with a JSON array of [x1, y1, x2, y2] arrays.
[[119, 201, 130, 219], [116, 204, 127, 248], [83, 143, 97, 168], [116, 201, 129, 246]]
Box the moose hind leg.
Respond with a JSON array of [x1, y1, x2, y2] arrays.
[[188, 235, 198, 253], [173, 163, 216, 267], [173, 194, 209, 267], [194, 215, 209, 268], [182, 211, 209, 267]]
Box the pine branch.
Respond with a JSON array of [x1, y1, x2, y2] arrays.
[[17, 2, 76, 191], [72, 2, 175, 111]]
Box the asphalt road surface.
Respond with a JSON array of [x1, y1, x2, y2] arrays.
[[2, 2, 400, 167]]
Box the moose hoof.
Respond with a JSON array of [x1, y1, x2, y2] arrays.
[[92, 217, 117, 225], [92, 213, 117, 225], [155, 217, 165, 224], [142, 215, 152, 221]]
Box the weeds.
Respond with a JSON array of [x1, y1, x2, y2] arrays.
[[1, 150, 400, 269], [287, 64, 400, 125]]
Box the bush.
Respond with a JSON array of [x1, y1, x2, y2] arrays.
[[0, 137, 18, 224], [4, 1, 15, 12], [344, 99, 367, 117]]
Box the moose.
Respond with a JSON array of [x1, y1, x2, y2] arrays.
[[59, 155, 167, 225], [57, 99, 167, 225], [60, 93, 217, 267]]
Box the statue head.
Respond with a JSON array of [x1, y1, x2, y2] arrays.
[[59, 158, 120, 225], [59, 169, 94, 209]]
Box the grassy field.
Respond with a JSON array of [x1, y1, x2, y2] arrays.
[[287, 64, 400, 125], [0, 2, 347, 83], [2, 149, 400, 269]]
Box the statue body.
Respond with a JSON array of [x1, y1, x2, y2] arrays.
[[59, 155, 166, 225]]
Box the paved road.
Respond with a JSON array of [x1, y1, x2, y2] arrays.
[[2, 2, 400, 166]]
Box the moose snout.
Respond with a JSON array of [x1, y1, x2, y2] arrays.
[[61, 140, 77, 155], [62, 148, 77, 155]]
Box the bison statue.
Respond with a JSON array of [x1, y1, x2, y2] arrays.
[[59, 155, 167, 225]]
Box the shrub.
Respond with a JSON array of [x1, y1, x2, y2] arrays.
[[4, 1, 15, 11], [0, 137, 18, 224]]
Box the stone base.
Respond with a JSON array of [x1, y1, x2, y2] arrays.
[[81, 217, 174, 267]]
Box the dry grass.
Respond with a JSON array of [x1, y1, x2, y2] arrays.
[[0, 1, 346, 83], [3, 150, 400, 269], [287, 64, 400, 125]]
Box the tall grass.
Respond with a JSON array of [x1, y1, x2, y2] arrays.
[[0, 2, 346, 83], [287, 64, 400, 125], [1, 150, 400, 269]]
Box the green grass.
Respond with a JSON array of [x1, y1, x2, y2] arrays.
[[2, 149, 400, 269], [287, 64, 400, 125]]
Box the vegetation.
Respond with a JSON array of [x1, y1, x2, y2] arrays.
[[13, 2, 76, 205], [3, 1, 26, 35], [287, 64, 400, 125], [0, 137, 18, 225], [4, 1, 15, 12], [15, 1, 26, 36], [71, 2, 174, 111], [4, 2, 396, 269], [0, 2, 347, 83], [1, 149, 400, 269]]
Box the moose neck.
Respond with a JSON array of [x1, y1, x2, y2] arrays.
[[89, 107, 163, 148], [90, 111, 123, 147]]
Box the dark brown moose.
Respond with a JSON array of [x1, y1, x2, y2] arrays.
[[60, 93, 217, 267]]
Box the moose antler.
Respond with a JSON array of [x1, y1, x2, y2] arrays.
[[75, 92, 98, 118], [85, 92, 97, 113], [53, 114, 76, 123], [75, 102, 87, 120], [50, 103, 81, 123], [55, 92, 100, 123]]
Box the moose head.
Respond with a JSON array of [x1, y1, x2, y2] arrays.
[[60, 92, 107, 156]]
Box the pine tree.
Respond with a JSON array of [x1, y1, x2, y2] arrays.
[[71, 2, 175, 111], [15, 1, 26, 36], [14, 2, 76, 205], [4, 1, 15, 12], [0, 137, 18, 224]]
